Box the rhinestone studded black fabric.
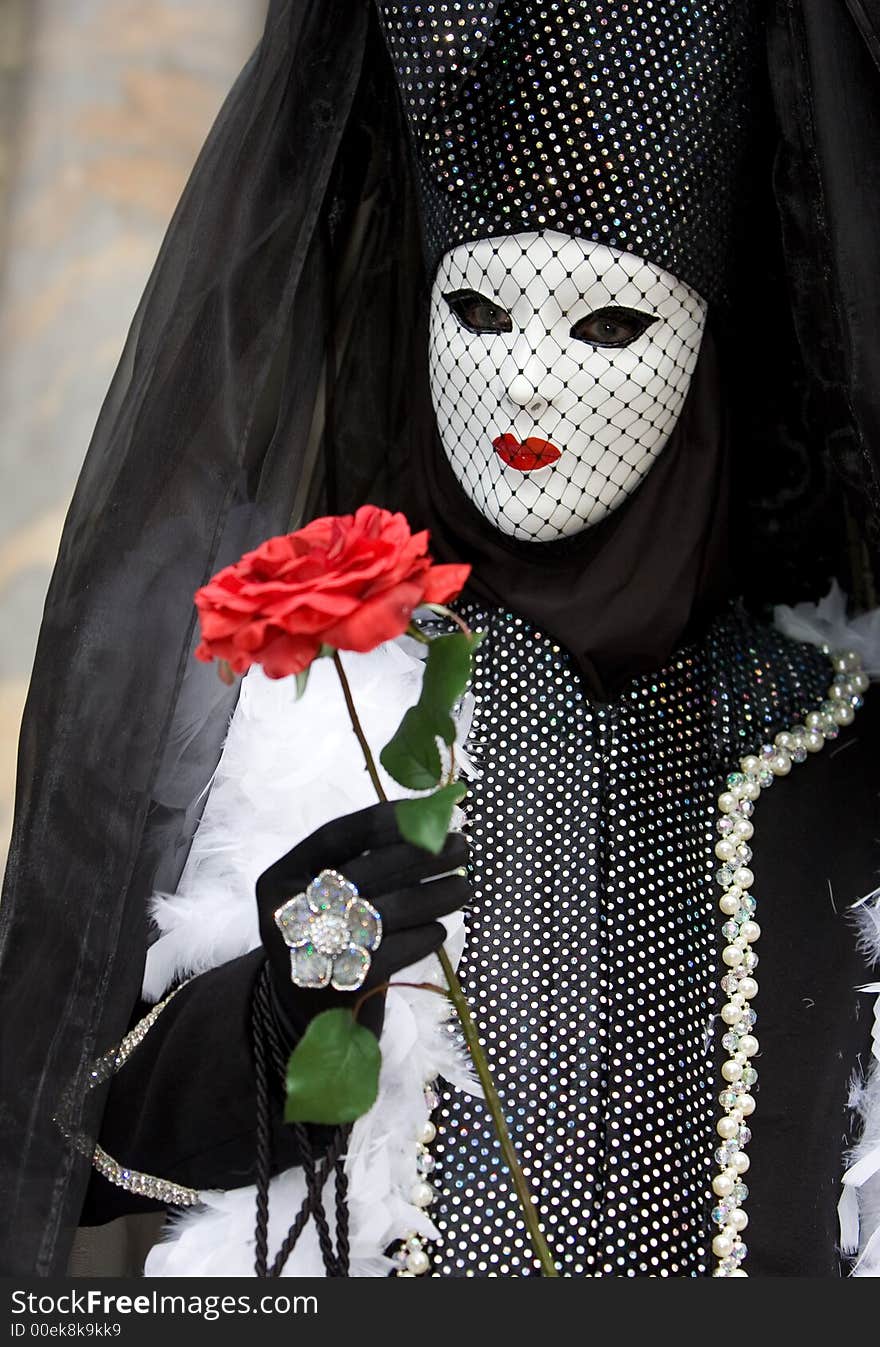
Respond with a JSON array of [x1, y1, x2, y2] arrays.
[[425, 600, 831, 1276], [376, 1, 758, 303]]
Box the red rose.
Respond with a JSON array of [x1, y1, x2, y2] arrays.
[[194, 505, 471, 679]]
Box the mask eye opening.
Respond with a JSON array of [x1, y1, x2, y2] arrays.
[[444, 289, 513, 335], [569, 305, 658, 348]]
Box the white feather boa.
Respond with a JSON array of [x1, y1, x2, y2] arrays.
[[139, 589, 880, 1277], [143, 637, 479, 1277], [776, 583, 880, 1276]]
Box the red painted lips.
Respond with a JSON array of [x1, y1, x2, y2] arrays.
[[493, 434, 562, 472]]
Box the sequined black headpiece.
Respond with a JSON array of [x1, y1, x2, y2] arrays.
[[377, 1, 757, 303]]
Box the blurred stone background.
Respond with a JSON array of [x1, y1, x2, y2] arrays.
[[0, 0, 265, 865]]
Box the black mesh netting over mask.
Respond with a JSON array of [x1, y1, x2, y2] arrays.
[[428, 229, 707, 541]]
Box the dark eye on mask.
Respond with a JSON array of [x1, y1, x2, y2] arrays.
[[570, 306, 658, 347], [444, 290, 513, 334]]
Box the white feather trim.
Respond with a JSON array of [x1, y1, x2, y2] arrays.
[[775, 587, 880, 1276], [843, 914, 880, 1277], [145, 942, 474, 1277], [142, 638, 478, 1277], [775, 580, 880, 677], [143, 639, 474, 1001]]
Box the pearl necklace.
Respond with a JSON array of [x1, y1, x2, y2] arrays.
[[710, 648, 869, 1276], [393, 1085, 440, 1276]]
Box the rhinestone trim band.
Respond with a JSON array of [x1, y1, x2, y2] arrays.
[[91, 1143, 201, 1208], [87, 983, 201, 1209], [709, 648, 869, 1276]]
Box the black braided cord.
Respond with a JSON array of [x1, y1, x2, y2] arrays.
[[251, 961, 352, 1278], [252, 978, 272, 1278], [334, 1148, 352, 1277], [258, 970, 340, 1275]]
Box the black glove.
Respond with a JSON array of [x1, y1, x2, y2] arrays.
[[257, 801, 470, 1039]]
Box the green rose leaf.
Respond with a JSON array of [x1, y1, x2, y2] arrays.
[[381, 631, 485, 793], [420, 633, 482, 742], [294, 668, 311, 701], [395, 781, 467, 855], [379, 706, 442, 790], [284, 1008, 381, 1124]]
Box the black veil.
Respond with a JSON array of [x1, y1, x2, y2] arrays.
[[0, 0, 428, 1274], [1, 0, 879, 1275]]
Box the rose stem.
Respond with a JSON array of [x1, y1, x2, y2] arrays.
[[352, 981, 447, 1020], [331, 654, 559, 1278], [332, 653, 387, 803], [434, 946, 557, 1276]]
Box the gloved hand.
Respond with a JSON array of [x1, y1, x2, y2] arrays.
[[257, 801, 470, 1039]]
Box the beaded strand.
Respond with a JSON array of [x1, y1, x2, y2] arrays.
[[393, 1085, 440, 1276], [710, 649, 869, 1276]]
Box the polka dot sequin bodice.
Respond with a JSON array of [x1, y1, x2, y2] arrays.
[[426, 602, 831, 1276]]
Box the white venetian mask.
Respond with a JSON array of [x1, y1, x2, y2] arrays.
[[428, 230, 708, 542]]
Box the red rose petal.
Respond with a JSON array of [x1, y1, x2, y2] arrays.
[[257, 631, 321, 679], [421, 563, 471, 604], [194, 506, 470, 676], [321, 580, 424, 653]]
